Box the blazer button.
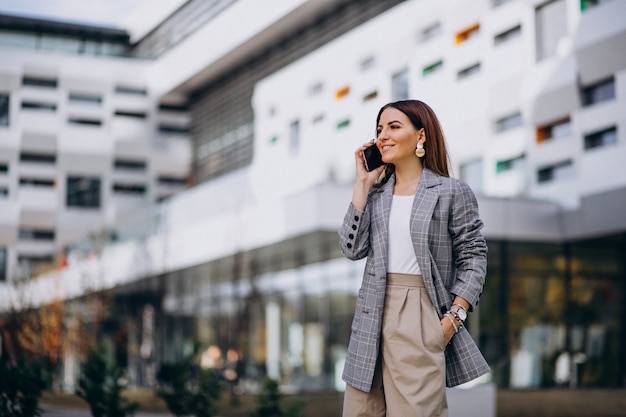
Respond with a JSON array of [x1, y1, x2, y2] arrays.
[[352, 225, 357, 230], [348, 233, 354, 239], [346, 243, 353, 249], [354, 215, 359, 221]]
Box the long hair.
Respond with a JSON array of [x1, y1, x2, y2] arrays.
[[376, 100, 450, 179]]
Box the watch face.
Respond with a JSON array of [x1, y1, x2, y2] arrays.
[[453, 307, 467, 321]]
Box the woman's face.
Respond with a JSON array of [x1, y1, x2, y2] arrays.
[[376, 107, 421, 166]]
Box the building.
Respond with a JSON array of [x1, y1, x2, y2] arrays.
[[1, 0, 625, 394]]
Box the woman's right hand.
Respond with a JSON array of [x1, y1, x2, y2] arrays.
[[351, 141, 386, 210], [355, 140, 386, 186]]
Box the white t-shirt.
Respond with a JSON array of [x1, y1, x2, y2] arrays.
[[387, 194, 421, 275]]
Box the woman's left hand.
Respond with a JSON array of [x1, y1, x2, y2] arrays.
[[440, 317, 456, 346]]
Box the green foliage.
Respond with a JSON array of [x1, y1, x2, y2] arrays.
[[0, 359, 47, 417], [75, 345, 139, 417], [156, 344, 223, 417], [252, 378, 305, 417]]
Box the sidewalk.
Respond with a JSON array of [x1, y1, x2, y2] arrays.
[[40, 388, 626, 417]]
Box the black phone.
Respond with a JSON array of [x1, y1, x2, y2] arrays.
[[363, 144, 384, 172]]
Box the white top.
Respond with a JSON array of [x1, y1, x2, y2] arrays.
[[387, 194, 421, 275]]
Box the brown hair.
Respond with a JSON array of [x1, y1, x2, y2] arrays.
[[376, 99, 450, 179]]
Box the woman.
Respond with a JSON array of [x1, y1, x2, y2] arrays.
[[339, 100, 489, 416]]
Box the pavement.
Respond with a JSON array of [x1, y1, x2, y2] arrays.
[[40, 388, 626, 417]]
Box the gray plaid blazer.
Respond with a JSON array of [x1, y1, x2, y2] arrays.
[[338, 168, 490, 392]]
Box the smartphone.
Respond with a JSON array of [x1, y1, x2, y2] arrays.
[[363, 144, 384, 172]]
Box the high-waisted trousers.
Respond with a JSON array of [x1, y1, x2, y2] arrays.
[[342, 273, 448, 417]]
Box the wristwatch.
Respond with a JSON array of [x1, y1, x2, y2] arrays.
[[449, 305, 467, 322]]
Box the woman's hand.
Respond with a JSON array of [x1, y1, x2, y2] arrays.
[[351, 141, 386, 210], [440, 316, 457, 347]]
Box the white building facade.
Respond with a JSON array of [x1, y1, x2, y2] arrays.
[[1, 0, 625, 394]]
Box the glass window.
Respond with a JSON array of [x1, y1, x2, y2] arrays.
[[455, 23, 480, 45], [537, 160, 574, 183], [19, 178, 55, 187], [309, 82, 324, 96], [496, 154, 525, 173], [391, 68, 409, 101], [289, 120, 300, 156], [492, 0, 514, 7], [362, 91, 378, 102], [581, 77, 615, 106], [69, 93, 103, 105], [67, 176, 101, 208], [158, 176, 187, 186], [0, 247, 6, 282], [68, 117, 102, 126], [21, 101, 57, 111], [158, 124, 190, 135], [460, 158, 483, 194], [457, 63, 481, 80], [114, 110, 147, 119], [114, 159, 147, 171], [537, 117, 572, 143], [535, 0, 567, 61], [584, 126, 617, 150], [422, 60, 443, 77], [494, 25, 522, 46], [420, 22, 442, 42], [495, 112, 523, 133], [20, 153, 56, 164], [22, 76, 58, 88], [112, 183, 147, 194], [0, 186, 7, 197], [115, 85, 147, 96], [0, 162, 8, 173], [336, 118, 350, 130], [19, 228, 55, 241], [0, 94, 8, 126]]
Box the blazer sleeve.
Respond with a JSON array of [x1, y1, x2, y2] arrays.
[[338, 203, 371, 260], [448, 180, 487, 310]]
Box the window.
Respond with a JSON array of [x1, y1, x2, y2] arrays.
[[363, 91, 378, 102], [584, 126, 617, 150], [494, 25, 522, 46], [495, 112, 523, 133], [581, 77, 615, 106], [19, 228, 55, 241], [391, 68, 409, 101], [68, 117, 102, 126], [581, 0, 611, 11], [312, 114, 325, 124], [455, 23, 480, 45], [0, 186, 7, 197], [114, 159, 146, 171], [0, 94, 8, 126], [20, 152, 56, 164], [0, 162, 8, 173], [537, 159, 574, 183], [335, 86, 350, 100], [21, 101, 57, 111], [289, 120, 300, 156], [19, 178, 54, 187], [0, 247, 6, 282], [420, 22, 442, 42], [422, 60, 443, 77], [114, 110, 147, 119], [535, 0, 567, 61], [158, 124, 190, 134], [496, 154, 525, 173], [457, 63, 481, 80], [22, 76, 57, 88], [115, 85, 147, 95], [336, 118, 350, 130], [360, 56, 376, 71], [158, 176, 187, 186], [309, 82, 324, 96], [492, 0, 514, 6], [537, 117, 571, 143], [112, 183, 146, 194], [158, 103, 188, 112], [69, 93, 102, 105], [67, 176, 101, 208], [460, 159, 483, 194]]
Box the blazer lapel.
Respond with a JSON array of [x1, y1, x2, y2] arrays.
[[410, 169, 441, 306]]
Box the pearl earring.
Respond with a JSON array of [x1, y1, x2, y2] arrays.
[[415, 142, 425, 158]]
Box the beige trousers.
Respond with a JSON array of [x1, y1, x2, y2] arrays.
[[342, 273, 448, 417]]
